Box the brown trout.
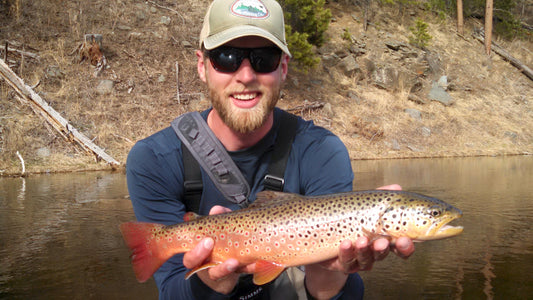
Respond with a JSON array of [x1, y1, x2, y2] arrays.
[[120, 190, 463, 284]]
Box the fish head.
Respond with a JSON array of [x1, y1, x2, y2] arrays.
[[379, 193, 463, 242]]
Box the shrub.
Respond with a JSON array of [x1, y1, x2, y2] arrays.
[[409, 18, 432, 49], [279, 0, 332, 69]]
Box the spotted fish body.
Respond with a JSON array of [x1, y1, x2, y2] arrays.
[[120, 190, 463, 284]]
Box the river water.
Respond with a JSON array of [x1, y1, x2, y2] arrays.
[[0, 156, 531, 299]]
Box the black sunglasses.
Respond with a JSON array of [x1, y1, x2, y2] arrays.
[[206, 46, 282, 74]]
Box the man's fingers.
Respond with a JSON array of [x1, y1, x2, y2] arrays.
[[183, 238, 214, 269], [206, 258, 239, 281], [209, 205, 232, 215], [393, 237, 415, 259], [371, 238, 390, 261], [376, 184, 402, 191], [354, 237, 373, 271]]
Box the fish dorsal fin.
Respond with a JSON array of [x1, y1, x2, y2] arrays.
[[251, 191, 300, 208], [253, 260, 286, 285]]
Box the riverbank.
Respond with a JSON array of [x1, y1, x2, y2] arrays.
[[1, 0, 532, 176]]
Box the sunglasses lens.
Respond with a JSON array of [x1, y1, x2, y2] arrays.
[[209, 48, 242, 73], [208, 47, 282, 74], [250, 48, 282, 73]]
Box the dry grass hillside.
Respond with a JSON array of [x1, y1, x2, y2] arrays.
[[0, 0, 532, 175]]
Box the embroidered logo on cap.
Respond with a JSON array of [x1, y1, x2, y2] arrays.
[[231, 0, 269, 19]]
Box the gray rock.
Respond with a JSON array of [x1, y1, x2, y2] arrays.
[[437, 75, 448, 89], [372, 67, 398, 90], [36, 147, 51, 158], [96, 80, 115, 95], [338, 55, 360, 76], [405, 108, 421, 120], [428, 82, 454, 106], [420, 126, 431, 137], [160, 16, 171, 25], [391, 139, 400, 150]]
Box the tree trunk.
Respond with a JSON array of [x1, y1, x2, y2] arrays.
[[457, 0, 464, 35], [484, 0, 493, 55]]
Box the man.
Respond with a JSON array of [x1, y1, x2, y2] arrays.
[[126, 0, 415, 299]]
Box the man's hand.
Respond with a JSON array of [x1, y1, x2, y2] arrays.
[[182, 206, 240, 295]]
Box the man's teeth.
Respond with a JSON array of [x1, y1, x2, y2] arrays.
[[233, 93, 257, 100]]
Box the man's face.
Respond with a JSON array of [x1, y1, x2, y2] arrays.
[[197, 36, 289, 134]]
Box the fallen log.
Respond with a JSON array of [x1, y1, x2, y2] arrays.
[[0, 59, 120, 168], [473, 31, 533, 81]]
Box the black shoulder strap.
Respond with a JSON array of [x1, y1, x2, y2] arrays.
[[263, 111, 299, 191], [181, 146, 203, 214], [174, 110, 299, 213], [171, 112, 250, 209]]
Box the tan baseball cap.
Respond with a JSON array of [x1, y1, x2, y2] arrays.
[[199, 0, 291, 57]]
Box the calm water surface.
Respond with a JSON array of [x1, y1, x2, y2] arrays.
[[0, 156, 531, 299]]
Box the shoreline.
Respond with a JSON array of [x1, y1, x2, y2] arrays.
[[2, 151, 530, 178]]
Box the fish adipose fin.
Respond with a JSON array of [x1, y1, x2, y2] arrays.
[[119, 222, 176, 283], [253, 260, 286, 285]]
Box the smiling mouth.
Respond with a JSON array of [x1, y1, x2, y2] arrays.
[[233, 92, 258, 100]]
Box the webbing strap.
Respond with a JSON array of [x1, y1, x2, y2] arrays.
[[263, 111, 298, 191], [182, 146, 202, 214], [171, 112, 250, 208]]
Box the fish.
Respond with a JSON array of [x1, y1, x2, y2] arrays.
[[119, 190, 463, 285]]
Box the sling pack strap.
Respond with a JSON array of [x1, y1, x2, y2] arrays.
[[171, 112, 250, 208], [182, 146, 202, 214], [263, 111, 298, 191], [174, 110, 299, 213]]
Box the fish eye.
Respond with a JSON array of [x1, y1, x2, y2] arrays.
[[427, 206, 442, 217]]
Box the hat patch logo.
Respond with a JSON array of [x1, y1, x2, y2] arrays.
[[231, 0, 269, 19]]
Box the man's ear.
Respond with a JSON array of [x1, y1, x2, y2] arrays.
[[197, 50, 207, 83], [280, 54, 290, 82]]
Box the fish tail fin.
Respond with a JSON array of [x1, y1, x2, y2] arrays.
[[119, 222, 176, 283]]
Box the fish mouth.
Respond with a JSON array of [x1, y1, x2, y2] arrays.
[[433, 223, 464, 239], [417, 215, 463, 241]]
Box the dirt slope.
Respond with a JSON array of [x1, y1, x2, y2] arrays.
[[0, 0, 532, 175]]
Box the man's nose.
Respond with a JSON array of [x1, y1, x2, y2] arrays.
[[234, 58, 257, 83]]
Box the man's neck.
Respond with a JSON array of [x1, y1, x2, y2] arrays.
[[207, 110, 274, 152]]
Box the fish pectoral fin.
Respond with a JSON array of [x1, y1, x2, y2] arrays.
[[253, 260, 286, 285], [183, 211, 201, 222], [361, 227, 389, 243], [185, 262, 221, 280]]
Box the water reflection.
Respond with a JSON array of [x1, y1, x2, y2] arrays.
[[0, 156, 531, 299], [353, 156, 533, 299], [0, 172, 157, 299]]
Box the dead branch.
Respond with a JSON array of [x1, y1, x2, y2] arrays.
[[2, 43, 40, 60], [0, 59, 120, 168], [286, 101, 325, 114], [473, 31, 533, 81]]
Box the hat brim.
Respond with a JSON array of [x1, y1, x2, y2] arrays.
[[203, 25, 291, 57]]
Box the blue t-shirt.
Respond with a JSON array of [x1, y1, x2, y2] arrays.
[[126, 108, 362, 299]]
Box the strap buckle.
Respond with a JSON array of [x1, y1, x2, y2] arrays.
[[263, 174, 285, 191]]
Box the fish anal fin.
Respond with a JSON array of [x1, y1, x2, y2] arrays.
[[253, 260, 286, 285], [185, 262, 221, 279]]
